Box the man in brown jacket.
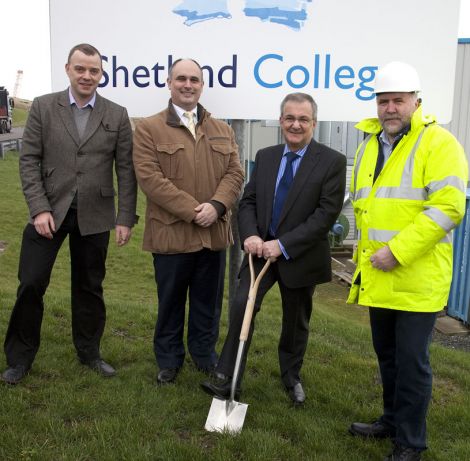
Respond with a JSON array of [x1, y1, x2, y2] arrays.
[[1, 43, 138, 385], [133, 58, 244, 385]]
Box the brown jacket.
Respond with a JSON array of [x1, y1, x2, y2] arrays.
[[133, 101, 244, 254]]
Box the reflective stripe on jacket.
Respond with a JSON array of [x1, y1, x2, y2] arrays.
[[347, 106, 468, 312]]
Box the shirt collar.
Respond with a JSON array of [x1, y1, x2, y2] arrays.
[[69, 87, 96, 108], [283, 142, 310, 158], [172, 103, 198, 123], [378, 124, 411, 149], [378, 129, 393, 149]]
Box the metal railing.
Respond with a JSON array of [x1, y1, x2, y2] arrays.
[[0, 139, 22, 159]]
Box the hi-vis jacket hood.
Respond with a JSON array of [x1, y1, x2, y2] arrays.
[[356, 106, 437, 136], [348, 106, 468, 312]]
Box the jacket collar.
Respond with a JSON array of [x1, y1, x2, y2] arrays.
[[57, 89, 105, 147], [266, 139, 322, 231], [165, 99, 208, 128], [355, 105, 437, 135]]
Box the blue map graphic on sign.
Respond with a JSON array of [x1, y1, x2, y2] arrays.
[[173, 0, 231, 26], [173, 0, 312, 30], [244, 0, 312, 30]]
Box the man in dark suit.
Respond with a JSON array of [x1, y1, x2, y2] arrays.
[[1, 43, 138, 385], [201, 92, 346, 404]]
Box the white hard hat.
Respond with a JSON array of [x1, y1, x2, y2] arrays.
[[374, 61, 421, 94]]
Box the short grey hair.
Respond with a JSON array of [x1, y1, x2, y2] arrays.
[[280, 93, 317, 121]]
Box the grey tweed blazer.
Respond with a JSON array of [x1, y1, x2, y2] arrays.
[[20, 90, 137, 235]]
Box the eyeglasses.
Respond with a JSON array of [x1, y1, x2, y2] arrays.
[[281, 116, 313, 126]]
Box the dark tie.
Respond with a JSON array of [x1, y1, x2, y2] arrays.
[[270, 152, 299, 235]]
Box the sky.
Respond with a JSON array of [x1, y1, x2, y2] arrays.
[[2, 0, 470, 101]]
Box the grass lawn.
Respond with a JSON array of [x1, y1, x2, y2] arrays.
[[12, 108, 28, 127], [0, 152, 469, 461]]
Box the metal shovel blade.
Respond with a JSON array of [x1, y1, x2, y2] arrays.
[[204, 397, 248, 434], [204, 257, 272, 435]]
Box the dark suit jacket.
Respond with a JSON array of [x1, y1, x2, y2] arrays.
[[20, 90, 137, 235], [239, 139, 346, 288]]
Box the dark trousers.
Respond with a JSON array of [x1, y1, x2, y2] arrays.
[[369, 307, 437, 450], [4, 209, 109, 368], [216, 256, 315, 389], [152, 249, 223, 370]]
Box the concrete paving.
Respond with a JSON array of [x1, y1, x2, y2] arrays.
[[435, 315, 470, 335]]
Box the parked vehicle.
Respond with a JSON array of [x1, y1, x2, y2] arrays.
[[0, 86, 14, 134]]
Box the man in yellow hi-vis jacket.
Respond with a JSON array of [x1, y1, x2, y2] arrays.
[[347, 61, 468, 461]]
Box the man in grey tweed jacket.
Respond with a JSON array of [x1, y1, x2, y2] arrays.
[[1, 43, 138, 385]]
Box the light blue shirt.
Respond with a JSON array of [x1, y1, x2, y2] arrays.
[[378, 130, 394, 164], [274, 143, 309, 259], [68, 88, 96, 108]]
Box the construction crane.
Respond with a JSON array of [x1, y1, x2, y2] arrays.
[[13, 70, 23, 98]]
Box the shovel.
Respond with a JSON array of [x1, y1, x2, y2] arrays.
[[205, 253, 272, 434]]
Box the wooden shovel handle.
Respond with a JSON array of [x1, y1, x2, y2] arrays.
[[239, 254, 273, 341]]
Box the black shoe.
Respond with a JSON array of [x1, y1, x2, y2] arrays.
[[82, 359, 116, 377], [286, 382, 306, 405], [1, 365, 30, 385], [200, 373, 241, 400], [384, 444, 421, 461], [157, 368, 180, 385], [349, 420, 394, 439]]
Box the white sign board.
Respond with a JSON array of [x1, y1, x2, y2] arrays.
[[50, 0, 461, 122]]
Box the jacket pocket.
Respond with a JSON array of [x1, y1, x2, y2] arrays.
[[43, 168, 55, 194], [210, 143, 232, 179], [149, 207, 187, 253], [208, 136, 231, 141], [102, 121, 119, 132], [392, 253, 432, 294], [96, 121, 120, 153], [156, 143, 184, 179]]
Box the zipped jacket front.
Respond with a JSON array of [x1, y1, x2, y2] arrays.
[[348, 106, 468, 311]]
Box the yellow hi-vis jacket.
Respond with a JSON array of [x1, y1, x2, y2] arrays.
[[347, 106, 468, 312]]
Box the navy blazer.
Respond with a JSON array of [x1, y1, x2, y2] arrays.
[[238, 139, 347, 288]]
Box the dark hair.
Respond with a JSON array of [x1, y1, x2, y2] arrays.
[[67, 43, 102, 66], [168, 58, 203, 81], [280, 92, 318, 121]]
